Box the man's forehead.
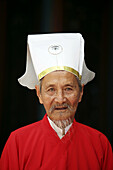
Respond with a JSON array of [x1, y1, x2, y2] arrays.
[[41, 70, 77, 85]]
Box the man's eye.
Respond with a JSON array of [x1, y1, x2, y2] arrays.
[[48, 88, 55, 92], [65, 87, 72, 91]]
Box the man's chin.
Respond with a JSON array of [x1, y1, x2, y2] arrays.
[[51, 109, 73, 118], [49, 112, 72, 121]]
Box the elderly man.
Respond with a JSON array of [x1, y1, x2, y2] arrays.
[[0, 33, 113, 169]]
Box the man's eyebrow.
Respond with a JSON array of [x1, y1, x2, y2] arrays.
[[64, 83, 74, 87], [45, 83, 55, 88]]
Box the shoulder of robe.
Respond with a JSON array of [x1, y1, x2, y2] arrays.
[[76, 121, 112, 148], [8, 119, 43, 141]]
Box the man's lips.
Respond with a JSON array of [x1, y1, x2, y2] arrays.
[[49, 103, 73, 113], [54, 106, 68, 110]]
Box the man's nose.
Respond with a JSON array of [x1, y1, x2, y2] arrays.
[[54, 90, 66, 104]]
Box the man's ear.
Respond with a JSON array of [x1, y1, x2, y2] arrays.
[[35, 85, 43, 104], [79, 84, 84, 103]]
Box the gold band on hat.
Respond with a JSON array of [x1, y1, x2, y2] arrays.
[[38, 66, 82, 80]]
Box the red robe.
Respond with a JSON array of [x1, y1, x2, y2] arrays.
[[0, 114, 113, 170]]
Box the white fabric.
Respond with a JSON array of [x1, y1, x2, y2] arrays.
[[47, 116, 72, 139], [18, 33, 95, 89]]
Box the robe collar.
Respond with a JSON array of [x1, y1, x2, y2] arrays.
[[47, 116, 73, 139]]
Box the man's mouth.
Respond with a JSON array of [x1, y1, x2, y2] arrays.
[[54, 106, 68, 110], [49, 103, 72, 113]]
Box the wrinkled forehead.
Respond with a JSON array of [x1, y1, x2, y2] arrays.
[[41, 70, 80, 85]]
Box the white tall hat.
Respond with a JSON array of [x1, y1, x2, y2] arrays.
[[18, 33, 95, 89]]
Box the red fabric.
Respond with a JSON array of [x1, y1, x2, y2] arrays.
[[0, 114, 113, 170]]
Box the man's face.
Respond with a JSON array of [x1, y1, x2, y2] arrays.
[[36, 71, 83, 121]]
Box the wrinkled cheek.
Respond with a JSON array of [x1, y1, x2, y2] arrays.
[[42, 98, 53, 112], [70, 97, 80, 110]]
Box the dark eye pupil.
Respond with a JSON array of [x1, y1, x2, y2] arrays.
[[52, 46, 59, 50], [67, 88, 71, 90]]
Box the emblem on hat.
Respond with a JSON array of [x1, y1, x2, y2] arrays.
[[48, 45, 63, 55]]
